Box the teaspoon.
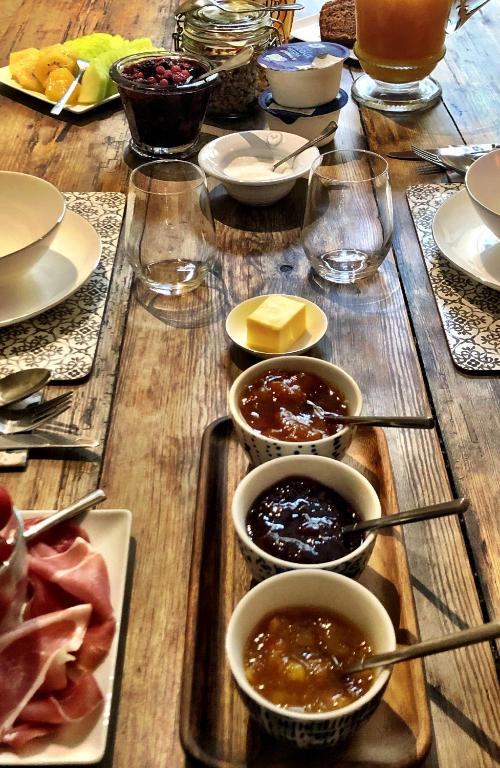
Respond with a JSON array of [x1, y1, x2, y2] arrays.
[[23, 489, 106, 542], [342, 620, 500, 674], [272, 121, 338, 171], [306, 400, 434, 430], [188, 46, 254, 84], [342, 497, 469, 535], [0, 368, 51, 408]]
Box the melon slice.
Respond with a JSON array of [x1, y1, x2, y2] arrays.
[[78, 60, 109, 103]]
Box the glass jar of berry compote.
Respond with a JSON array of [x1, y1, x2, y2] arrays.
[[173, 0, 280, 118]]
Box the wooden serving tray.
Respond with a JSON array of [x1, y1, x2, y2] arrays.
[[180, 417, 432, 768]]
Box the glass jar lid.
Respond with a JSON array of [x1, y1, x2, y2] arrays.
[[178, 0, 274, 55]]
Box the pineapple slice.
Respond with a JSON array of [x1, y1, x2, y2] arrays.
[[34, 45, 77, 87], [10, 50, 44, 93], [9, 47, 40, 66], [44, 67, 80, 104]]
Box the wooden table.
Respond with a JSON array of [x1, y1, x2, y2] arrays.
[[1, 1, 499, 766]]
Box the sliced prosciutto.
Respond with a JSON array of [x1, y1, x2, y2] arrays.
[[28, 537, 113, 620], [0, 604, 92, 734]]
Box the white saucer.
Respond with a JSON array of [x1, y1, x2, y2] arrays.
[[226, 294, 328, 358], [0, 209, 101, 328], [432, 188, 500, 292]]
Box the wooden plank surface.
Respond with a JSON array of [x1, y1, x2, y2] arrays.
[[0, 1, 498, 767]]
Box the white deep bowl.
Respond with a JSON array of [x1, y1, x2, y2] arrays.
[[229, 355, 362, 465], [465, 149, 500, 238], [198, 130, 320, 206], [257, 42, 349, 109], [259, 89, 348, 147], [232, 454, 381, 582], [0, 172, 66, 286], [226, 569, 395, 749]]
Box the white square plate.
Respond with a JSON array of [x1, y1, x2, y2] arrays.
[[0, 66, 120, 114], [0, 508, 132, 765]]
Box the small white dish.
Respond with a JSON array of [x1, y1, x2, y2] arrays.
[[290, 13, 320, 43], [465, 148, 500, 238], [0, 210, 101, 328], [226, 294, 327, 358], [0, 508, 131, 765], [0, 66, 120, 114], [432, 188, 500, 292], [198, 130, 320, 206]]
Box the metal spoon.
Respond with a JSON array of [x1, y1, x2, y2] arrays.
[[23, 489, 106, 542], [343, 620, 500, 674], [306, 401, 434, 429], [177, 0, 303, 15], [0, 369, 51, 408], [272, 121, 338, 172], [50, 58, 89, 116], [342, 497, 469, 535], [188, 46, 254, 84]]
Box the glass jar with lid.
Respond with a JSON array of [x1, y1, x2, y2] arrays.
[[173, 0, 280, 118]]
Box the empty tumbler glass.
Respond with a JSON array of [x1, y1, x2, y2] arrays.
[[125, 160, 216, 296], [302, 150, 393, 284]]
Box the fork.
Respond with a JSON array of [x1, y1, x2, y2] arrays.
[[50, 58, 89, 116], [411, 146, 474, 175], [0, 393, 72, 435]]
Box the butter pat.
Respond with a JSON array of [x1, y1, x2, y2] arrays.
[[247, 296, 307, 352]]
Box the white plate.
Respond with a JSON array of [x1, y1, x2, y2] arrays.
[[432, 188, 500, 292], [0, 508, 132, 765], [291, 13, 320, 42], [0, 66, 120, 114], [0, 210, 101, 328], [226, 294, 328, 358]]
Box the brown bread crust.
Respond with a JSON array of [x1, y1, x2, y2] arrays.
[[319, 0, 356, 49]]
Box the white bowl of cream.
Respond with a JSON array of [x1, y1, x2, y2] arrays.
[[257, 42, 349, 109], [198, 130, 320, 206]]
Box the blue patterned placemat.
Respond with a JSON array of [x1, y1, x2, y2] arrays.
[[407, 183, 499, 373], [0, 192, 125, 382]]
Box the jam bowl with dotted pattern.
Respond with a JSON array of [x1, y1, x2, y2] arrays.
[[228, 355, 362, 466]]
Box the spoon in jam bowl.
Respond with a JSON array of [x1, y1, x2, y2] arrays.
[[341, 620, 500, 674], [342, 497, 469, 535], [187, 47, 254, 84], [306, 400, 434, 429]]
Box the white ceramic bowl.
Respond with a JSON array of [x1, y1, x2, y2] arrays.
[[257, 42, 349, 109], [259, 89, 348, 146], [0, 172, 66, 286], [229, 355, 362, 465], [232, 454, 380, 581], [226, 569, 395, 749], [226, 293, 328, 358], [198, 130, 320, 206], [465, 149, 500, 238]]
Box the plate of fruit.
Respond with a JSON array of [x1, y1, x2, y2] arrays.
[[0, 33, 158, 113]]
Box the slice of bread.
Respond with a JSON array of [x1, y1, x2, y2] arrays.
[[319, 0, 356, 49]]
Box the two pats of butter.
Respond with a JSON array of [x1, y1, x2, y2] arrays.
[[247, 295, 307, 353]]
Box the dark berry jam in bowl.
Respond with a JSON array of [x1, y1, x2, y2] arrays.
[[110, 51, 217, 158], [228, 355, 362, 466], [231, 454, 381, 582]]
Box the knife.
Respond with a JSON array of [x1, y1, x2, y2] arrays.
[[0, 432, 100, 450], [387, 144, 500, 160]]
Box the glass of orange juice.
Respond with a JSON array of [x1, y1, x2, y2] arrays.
[[352, 0, 453, 112]]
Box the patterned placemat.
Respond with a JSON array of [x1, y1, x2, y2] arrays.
[[0, 192, 125, 382], [407, 183, 500, 373]]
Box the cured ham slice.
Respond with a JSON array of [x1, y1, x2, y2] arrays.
[[28, 537, 113, 620], [1, 723, 56, 751], [19, 674, 103, 725], [0, 604, 91, 734]]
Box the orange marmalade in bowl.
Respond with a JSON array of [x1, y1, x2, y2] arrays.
[[244, 606, 374, 712]]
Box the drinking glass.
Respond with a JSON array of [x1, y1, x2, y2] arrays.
[[302, 150, 393, 284], [125, 160, 216, 296], [352, 0, 451, 112]]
